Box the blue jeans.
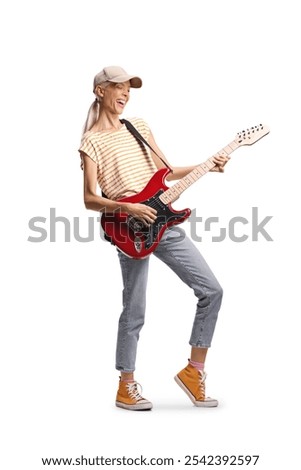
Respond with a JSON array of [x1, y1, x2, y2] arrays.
[[116, 227, 223, 372]]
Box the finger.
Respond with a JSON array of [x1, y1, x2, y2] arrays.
[[149, 207, 157, 215], [216, 156, 230, 163], [146, 208, 157, 218], [144, 214, 156, 224], [140, 205, 157, 216], [140, 221, 150, 227], [148, 213, 157, 222], [137, 215, 150, 226]]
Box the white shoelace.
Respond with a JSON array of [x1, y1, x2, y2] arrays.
[[126, 382, 144, 402]]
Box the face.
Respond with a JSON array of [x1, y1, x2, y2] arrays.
[[96, 81, 131, 115]]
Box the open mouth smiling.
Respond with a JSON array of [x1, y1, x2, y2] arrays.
[[117, 99, 126, 107]]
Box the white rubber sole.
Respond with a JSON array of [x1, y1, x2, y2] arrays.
[[174, 375, 218, 407], [115, 400, 153, 411]]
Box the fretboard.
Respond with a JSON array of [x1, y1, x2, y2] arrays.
[[159, 140, 239, 204]]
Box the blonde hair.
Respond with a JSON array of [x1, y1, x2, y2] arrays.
[[81, 81, 110, 137]]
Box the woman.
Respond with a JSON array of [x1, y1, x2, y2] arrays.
[[79, 66, 229, 411]]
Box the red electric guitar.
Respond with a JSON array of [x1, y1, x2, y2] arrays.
[[101, 124, 270, 258]]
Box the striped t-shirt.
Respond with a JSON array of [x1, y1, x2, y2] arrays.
[[79, 117, 157, 200]]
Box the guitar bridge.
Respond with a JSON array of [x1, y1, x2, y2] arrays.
[[134, 237, 142, 253]]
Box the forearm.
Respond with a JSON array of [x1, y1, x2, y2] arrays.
[[84, 193, 157, 223], [167, 155, 230, 180], [84, 193, 127, 213], [166, 165, 197, 181]]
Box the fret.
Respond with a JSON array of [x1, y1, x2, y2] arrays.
[[217, 149, 228, 157], [189, 172, 199, 182], [170, 185, 179, 194], [200, 163, 209, 172], [225, 141, 238, 152], [183, 175, 195, 185], [205, 158, 215, 169], [195, 166, 205, 176], [177, 180, 187, 191]]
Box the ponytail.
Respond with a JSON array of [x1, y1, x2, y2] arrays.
[[81, 99, 100, 137], [81, 81, 110, 138]]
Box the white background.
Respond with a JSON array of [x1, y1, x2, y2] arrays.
[[1, 0, 300, 469]]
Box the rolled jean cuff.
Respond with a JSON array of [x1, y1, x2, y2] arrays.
[[116, 366, 135, 373], [189, 342, 211, 348]]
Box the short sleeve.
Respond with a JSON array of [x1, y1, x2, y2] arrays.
[[78, 136, 97, 170]]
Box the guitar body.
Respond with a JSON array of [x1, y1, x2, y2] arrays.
[[101, 168, 191, 259]]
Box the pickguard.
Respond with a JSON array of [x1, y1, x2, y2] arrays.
[[127, 190, 187, 251]]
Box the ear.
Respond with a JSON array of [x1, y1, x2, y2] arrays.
[[95, 85, 105, 99]]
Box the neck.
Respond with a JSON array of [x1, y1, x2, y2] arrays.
[[93, 110, 122, 132], [159, 140, 239, 205]]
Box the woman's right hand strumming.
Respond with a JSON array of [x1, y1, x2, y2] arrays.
[[123, 202, 157, 225]]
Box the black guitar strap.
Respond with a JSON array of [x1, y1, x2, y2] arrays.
[[120, 119, 173, 173]]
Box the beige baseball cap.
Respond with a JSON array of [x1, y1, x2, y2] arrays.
[[93, 66, 142, 91]]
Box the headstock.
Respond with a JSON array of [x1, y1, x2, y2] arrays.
[[235, 124, 270, 146]]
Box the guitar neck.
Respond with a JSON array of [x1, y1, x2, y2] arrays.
[[159, 139, 239, 205]]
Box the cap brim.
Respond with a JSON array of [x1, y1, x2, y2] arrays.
[[108, 74, 142, 88]]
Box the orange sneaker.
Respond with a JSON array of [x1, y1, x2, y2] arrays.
[[116, 379, 153, 411], [175, 362, 218, 407]]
